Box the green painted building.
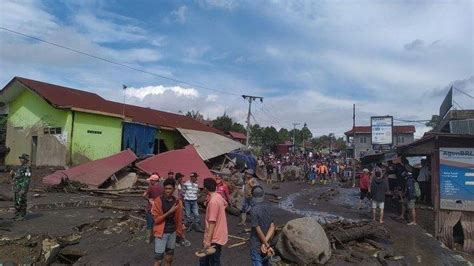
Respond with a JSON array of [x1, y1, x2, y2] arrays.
[[0, 77, 220, 166]]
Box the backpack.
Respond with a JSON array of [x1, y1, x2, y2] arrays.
[[414, 181, 421, 199]]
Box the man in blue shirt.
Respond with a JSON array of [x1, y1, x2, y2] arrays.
[[249, 186, 275, 266]]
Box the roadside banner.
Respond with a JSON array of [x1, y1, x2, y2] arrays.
[[371, 116, 393, 146], [439, 147, 474, 211]]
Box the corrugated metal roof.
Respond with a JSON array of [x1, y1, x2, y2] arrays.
[[42, 149, 137, 188], [177, 128, 245, 161], [136, 145, 212, 188], [344, 125, 416, 136], [1, 77, 221, 134], [228, 131, 247, 140]]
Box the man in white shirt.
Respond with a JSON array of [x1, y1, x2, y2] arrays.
[[417, 159, 431, 204], [182, 172, 202, 232]]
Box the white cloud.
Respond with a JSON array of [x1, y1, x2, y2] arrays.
[[198, 0, 238, 10], [125, 85, 199, 100], [170, 5, 188, 24], [206, 94, 218, 102], [73, 12, 147, 43]]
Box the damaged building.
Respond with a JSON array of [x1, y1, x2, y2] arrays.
[[0, 77, 242, 166]]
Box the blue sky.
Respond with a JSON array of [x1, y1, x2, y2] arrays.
[[0, 0, 473, 137]]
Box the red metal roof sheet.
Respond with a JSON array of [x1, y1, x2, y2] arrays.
[[7, 77, 221, 134], [135, 145, 212, 188], [228, 131, 247, 140], [344, 125, 416, 136], [42, 149, 138, 188]]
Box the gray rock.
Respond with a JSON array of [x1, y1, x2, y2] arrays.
[[276, 217, 331, 265]]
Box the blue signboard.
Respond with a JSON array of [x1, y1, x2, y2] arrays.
[[439, 147, 474, 211]]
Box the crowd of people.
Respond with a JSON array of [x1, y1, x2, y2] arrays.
[[357, 157, 431, 226], [257, 152, 354, 185], [143, 169, 276, 266]]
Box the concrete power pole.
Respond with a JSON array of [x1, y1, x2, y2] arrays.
[[242, 95, 263, 148], [352, 103, 356, 187], [292, 122, 300, 153]]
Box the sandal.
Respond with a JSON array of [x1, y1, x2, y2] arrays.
[[195, 246, 216, 257]]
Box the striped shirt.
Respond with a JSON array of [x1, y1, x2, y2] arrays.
[[182, 181, 199, 201]]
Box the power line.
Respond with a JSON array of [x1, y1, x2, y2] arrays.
[[394, 118, 430, 123], [453, 99, 464, 110], [0, 26, 241, 97], [454, 87, 474, 99]]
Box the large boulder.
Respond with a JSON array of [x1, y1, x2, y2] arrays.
[[276, 217, 332, 265], [282, 165, 301, 181]]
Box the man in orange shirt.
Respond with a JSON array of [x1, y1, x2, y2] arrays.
[[151, 178, 184, 266], [318, 162, 329, 184], [200, 178, 228, 266]]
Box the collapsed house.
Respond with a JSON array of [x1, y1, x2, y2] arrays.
[[42, 149, 138, 189], [136, 145, 212, 187], [0, 77, 244, 166]]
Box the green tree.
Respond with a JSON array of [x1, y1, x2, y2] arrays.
[[249, 124, 263, 147], [278, 128, 290, 143], [212, 113, 233, 132], [185, 110, 203, 121], [262, 126, 279, 148], [300, 126, 313, 143], [230, 122, 246, 133], [425, 115, 441, 129]]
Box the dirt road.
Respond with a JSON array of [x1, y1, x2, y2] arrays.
[[0, 180, 472, 265]]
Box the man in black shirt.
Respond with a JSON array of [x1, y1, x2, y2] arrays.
[[151, 178, 184, 266]]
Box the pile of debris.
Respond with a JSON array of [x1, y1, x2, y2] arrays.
[[324, 220, 403, 264], [274, 218, 404, 265], [0, 214, 145, 264], [0, 233, 82, 264]]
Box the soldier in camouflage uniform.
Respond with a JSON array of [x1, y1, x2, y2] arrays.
[[11, 154, 32, 221]]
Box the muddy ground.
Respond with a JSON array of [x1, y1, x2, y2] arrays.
[[1, 173, 473, 265]]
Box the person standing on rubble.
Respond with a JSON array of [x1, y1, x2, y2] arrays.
[[183, 172, 203, 232], [239, 169, 259, 226], [151, 178, 184, 266], [200, 178, 228, 266], [144, 174, 163, 244], [10, 153, 32, 221]]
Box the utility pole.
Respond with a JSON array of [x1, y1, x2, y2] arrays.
[[352, 104, 356, 187], [292, 122, 300, 153], [122, 84, 128, 117], [242, 95, 263, 148]]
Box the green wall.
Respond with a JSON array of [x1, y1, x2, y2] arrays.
[[5, 85, 72, 166], [71, 112, 122, 165], [159, 129, 188, 151]]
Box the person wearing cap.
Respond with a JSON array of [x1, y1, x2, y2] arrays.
[[143, 174, 164, 243], [399, 172, 417, 225], [358, 168, 371, 210], [249, 185, 276, 266], [10, 153, 32, 221], [215, 173, 230, 203], [182, 172, 202, 232], [239, 168, 259, 226]]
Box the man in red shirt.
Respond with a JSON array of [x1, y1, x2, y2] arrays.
[[143, 174, 164, 244], [359, 168, 370, 210], [215, 173, 230, 203], [200, 178, 228, 266]]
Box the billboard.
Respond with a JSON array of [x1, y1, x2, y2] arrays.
[[439, 147, 474, 211], [371, 116, 393, 145], [439, 86, 453, 119]]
